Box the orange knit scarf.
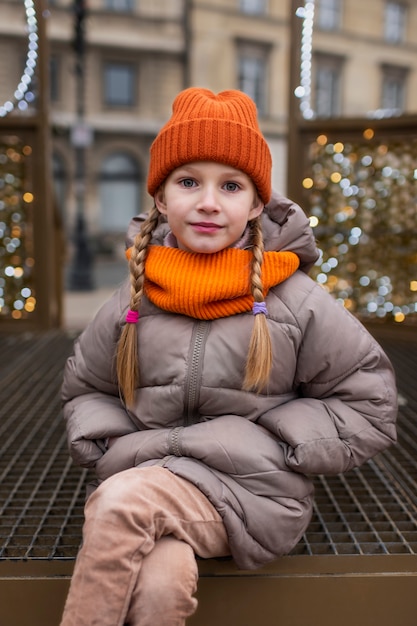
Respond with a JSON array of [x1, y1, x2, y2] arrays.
[[141, 246, 299, 320]]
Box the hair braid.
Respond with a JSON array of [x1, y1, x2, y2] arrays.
[[117, 205, 160, 406], [243, 216, 273, 392]]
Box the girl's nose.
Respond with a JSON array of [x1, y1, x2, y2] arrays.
[[195, 186, 220, 212]]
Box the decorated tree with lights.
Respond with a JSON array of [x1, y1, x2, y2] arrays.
[[304, 134, 417, 323], [292, 1, 417, 323], [0, 138, 36, 320]]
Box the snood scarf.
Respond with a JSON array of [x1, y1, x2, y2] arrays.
[[142, 246, 299, 320]]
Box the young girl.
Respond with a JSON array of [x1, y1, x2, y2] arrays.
[[60, 88, 397, 626]]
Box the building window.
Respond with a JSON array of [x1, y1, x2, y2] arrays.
[[381, 64, 408, 112], [237, 43, 269, 116], [99, 152, 141, 232], [316, 0, 342, 31], [313, 53, 344, 117], [50, 56, 60, 102], [384, 2, 406, 43], [103, 62, 136, 107], [239, 0, 267, 15], [105, 0, 134, 11]]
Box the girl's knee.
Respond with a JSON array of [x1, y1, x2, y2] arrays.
[[85, 469, 141, 518]]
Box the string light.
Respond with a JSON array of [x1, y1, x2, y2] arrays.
[[294, 1, 315, 119], [0, 0, 38, 117]]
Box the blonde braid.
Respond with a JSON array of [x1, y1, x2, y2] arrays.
[[243, 216, 273, 392], [117, 205, 160, 406]]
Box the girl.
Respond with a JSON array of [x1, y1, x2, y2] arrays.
[[60, 88, 397, 626]]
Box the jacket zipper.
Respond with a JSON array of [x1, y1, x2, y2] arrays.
[[169, 426, 183, 456], [184, 320, 210, 425]]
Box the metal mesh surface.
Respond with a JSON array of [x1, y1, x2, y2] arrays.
[[0, 327, 416, 561], [0, 332, 89, 560]]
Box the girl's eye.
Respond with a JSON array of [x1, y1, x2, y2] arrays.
[[180, 178, 196, 188], [224, 182, 239, 192]]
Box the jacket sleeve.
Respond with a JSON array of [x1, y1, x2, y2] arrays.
[[94, 429, 172, 479], [62, 286, 138, 468], [258, 283, 398, 475], [173, 415, 313, 501]]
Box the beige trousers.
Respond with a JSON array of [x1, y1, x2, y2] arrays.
[[60, 466, 230, 626]]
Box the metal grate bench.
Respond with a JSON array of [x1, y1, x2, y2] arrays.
[[0, 327, 416, 625]]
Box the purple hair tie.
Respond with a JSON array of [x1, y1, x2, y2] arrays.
[[252, 301, 268, 316], [125, 309, 139, 324]]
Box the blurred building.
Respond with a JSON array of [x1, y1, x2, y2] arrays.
[[1, 0, 416, 258]]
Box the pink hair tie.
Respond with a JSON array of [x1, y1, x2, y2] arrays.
[[125, 309, 139, 324], [252, 301, 268, 316]]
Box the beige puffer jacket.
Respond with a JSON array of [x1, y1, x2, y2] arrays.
[[62, 192, 397, 569]]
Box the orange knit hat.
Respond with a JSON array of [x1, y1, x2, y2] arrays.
[[147, 87, 272, 204]]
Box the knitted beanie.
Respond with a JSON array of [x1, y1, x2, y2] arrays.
[[147, 87, 272, 204]]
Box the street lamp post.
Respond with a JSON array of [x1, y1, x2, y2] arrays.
[[68, 0, 94, 291]]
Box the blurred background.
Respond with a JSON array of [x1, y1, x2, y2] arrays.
[[0, 0, 416, 331], [1, 7, 417, 623]]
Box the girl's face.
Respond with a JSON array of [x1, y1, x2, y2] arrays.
[[154, 161, 264, 254]]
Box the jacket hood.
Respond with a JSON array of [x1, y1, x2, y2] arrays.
[[125, 190, 319, 273]]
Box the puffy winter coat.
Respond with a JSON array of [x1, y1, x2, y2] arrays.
[[62, 192, 397, 570]]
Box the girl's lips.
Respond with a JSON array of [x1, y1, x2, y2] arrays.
[[191, 222, 222, 233]]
